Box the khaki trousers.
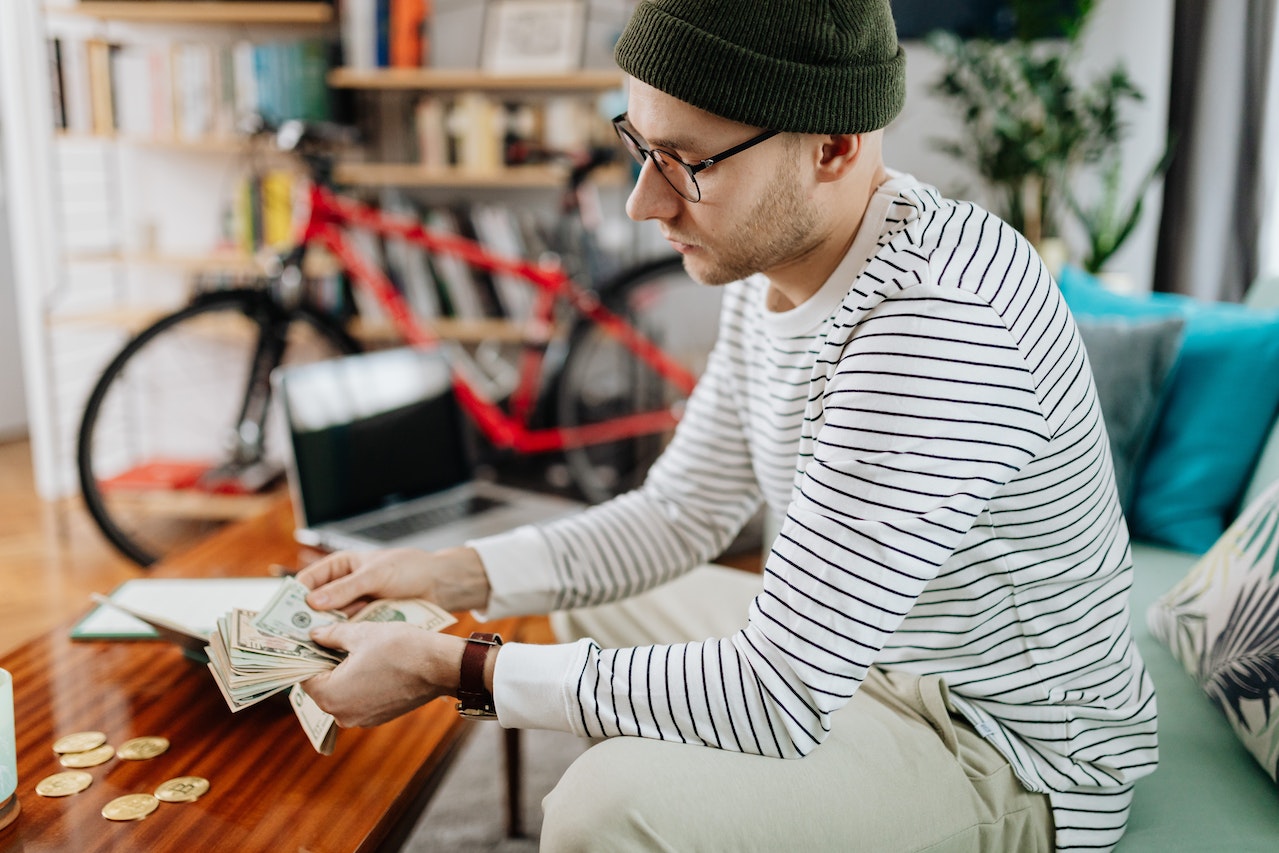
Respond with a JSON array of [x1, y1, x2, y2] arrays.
[[540, 565, 1054, 853]]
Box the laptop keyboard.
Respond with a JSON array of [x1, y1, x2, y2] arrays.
[[352, 495, 507, 543]]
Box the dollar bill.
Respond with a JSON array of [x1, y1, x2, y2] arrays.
[[207, 576, 457, 751], [289, 684, 337, 755], [350, 598, 454, 632], [251, 577, 348, 644], [228, 610, 342, 668]]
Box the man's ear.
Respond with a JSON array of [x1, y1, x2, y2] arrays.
[[814, 134, 862, 183]]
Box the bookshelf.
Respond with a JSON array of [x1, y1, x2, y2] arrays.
[[7, 0, 637, 505], [335, 162, 627, 188], [2, 0, 346, 501], [327, 68, 624, 92], [57, 2, 334, 25]]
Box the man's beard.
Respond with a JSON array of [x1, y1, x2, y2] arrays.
[[681, 161, 821, 287]]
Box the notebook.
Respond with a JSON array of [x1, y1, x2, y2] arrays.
[[273, 346, 579, 554]]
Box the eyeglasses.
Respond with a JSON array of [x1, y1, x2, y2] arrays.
[[612, 113, 780, 203]]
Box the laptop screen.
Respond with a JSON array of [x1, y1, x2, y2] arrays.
[[276, 348, 473, 528]]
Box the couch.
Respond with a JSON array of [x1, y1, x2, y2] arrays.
[[1121, 536, 1279, 851], [1063, 269, 1279, 851]]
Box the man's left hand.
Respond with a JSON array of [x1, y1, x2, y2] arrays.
[[301, 622, 467, 727]]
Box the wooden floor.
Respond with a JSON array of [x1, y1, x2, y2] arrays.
[[0, 438, 141, 657]]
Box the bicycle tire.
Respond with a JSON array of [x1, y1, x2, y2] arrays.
[[556, 255, 722, 504], [77, 289, 360, 566]]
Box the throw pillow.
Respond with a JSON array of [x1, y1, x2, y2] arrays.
[[1147, 478, 1279, 784], [1074, 316, 1184, 515], [1057, 266, 1279, 553]]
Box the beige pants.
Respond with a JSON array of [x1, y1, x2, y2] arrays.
[[541, 565, 1054, 853]]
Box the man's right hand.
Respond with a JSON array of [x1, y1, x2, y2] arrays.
[[296, 546, 491, 616]]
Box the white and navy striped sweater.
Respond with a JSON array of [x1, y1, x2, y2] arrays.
[[476, 173, 1158, 852]]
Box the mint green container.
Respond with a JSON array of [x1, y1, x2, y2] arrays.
[[0, 668, 17, 830]]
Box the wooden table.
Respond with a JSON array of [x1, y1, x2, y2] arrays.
[[0, 499, 534, 852]]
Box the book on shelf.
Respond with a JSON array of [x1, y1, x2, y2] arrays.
[[340, 0, 429, 70], [344, 227, 394, 325], [227, 168, 297, 255], [379, 190, 443, 321], [48, 37, 67, 130], [447, 204, 505, 318], [85, 38, 116, 136], [60, 34, 333, 140], [175, 42, 215, 141], [470, 203, 535, 321], [423, 207, 487, 320]]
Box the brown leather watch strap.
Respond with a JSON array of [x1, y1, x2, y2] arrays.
[[456, 632, 502, 719]]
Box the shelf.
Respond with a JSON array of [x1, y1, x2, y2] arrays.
[[327, 68, 625, 92], [350, 316, 551, 345], [64, 251, 268, 274], [57, 131, 262, 154], [60, 2, 334, 24], [334, 162, 629, 189], [47, 305, 170, 332]]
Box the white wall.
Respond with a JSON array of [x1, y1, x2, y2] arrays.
[[0, 143, 29, 440], [885, 0, 1175, 294]]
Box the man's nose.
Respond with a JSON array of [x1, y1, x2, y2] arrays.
[[624, 158, 684, 222]]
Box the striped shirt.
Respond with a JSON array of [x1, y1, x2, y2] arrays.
[[476, 173, 1158, 852]]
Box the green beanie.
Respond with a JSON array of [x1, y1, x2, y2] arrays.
[[613, 0, 906, 134]]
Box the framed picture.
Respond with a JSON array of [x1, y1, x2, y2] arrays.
[[482, 0, 587, 74]]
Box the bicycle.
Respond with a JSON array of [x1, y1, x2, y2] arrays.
[[77, 121, 716, 567]]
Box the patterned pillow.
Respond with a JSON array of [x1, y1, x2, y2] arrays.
[[1148, 479, 1279, 783]]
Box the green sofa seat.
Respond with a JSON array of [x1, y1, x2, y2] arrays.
[[1117, 541, 1279, 851]]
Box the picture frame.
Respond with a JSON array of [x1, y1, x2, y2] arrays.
[[481, 0, 587, 74]]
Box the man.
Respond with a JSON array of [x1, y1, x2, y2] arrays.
[[299, 1, 1158, 850]]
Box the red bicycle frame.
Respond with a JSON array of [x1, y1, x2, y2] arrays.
[[298, 180, 698, 454]]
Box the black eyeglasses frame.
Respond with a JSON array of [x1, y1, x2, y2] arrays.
[[612, 113, 781, 202]]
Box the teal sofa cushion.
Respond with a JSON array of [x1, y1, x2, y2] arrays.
[[1120, 542, 1279, 851], [1057, 266, 1279, 553]]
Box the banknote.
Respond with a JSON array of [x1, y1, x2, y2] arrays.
[[289, 684, 337, 755], [251, 577, 348, 644], [207, 579, 456, 753], [350, 598, 455, 632], [228, 610, 342, 668]]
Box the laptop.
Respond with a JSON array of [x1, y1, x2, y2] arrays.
[[273, 346, 579, 554]]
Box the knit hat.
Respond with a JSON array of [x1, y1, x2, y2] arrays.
[[613, 0, 906, 134]]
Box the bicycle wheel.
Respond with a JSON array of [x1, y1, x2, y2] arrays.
[[77, 289, 360, 566], [556, 256, 722, 504]]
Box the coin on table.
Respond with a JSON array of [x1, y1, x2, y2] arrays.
[[59, 743, 115, 768], [117, 736, 170, 760], [154, 776, 209, 803], [101, 793, 159, 821], [35, 770, 94, 797], [52, 731, 107, 755]]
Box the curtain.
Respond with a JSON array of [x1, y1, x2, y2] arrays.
[[1154, 0, 1279, 302]]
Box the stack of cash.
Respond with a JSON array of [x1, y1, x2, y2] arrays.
[[205, 577, 455, 753]]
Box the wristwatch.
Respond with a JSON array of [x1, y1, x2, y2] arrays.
[[456, 631, 503, 719]]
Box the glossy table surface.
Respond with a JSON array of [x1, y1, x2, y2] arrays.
[[0, 499, 519, 852]]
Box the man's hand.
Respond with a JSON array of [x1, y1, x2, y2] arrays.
[[302, 622, 468, 727], [296, 546, 491, 616]]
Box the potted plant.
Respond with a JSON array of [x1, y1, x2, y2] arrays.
[[926, 0, 1161, 267]]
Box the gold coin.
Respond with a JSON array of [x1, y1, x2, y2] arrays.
[[52, 731, 107, 754], [154, 776, 209, 803], [35, 770, 94, 797], [59, 743, 115, 768], [101, 793, 159, 821], [117, 736, 170, 760]]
